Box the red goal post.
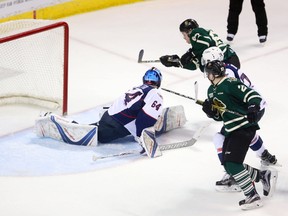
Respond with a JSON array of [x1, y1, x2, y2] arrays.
[[0, 19, 69, 115]]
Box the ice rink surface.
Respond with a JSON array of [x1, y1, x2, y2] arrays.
[[0, 0, 287, 215]]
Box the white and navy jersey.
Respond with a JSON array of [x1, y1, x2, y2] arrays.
[[225, 63, 266, 110], [225, 64, 254, 88], [108, 84, 163, 137]]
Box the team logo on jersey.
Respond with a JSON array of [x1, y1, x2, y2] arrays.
[[212, 98, 226, 116], [124, 91, 142, 105]]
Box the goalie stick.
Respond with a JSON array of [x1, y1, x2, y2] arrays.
[[92, 121, 210, 161], [92, 122, 211, 161]]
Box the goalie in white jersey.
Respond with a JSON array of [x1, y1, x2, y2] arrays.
[[35, 67, 187, 158], [94, 67, 163, 144]]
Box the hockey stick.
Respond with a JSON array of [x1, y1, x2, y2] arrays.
[[92, 121, 210, 161], [138, 49, 184, 67], [91, 139, 194, 161], [138, 49, 160, 63], [194, 81, 199, 102], [92, 150, 141, 161], [194, 81, 246, 117], [159, 121, 210, 151], [161, 84, 203, 105], [162, 84, 245, 117]]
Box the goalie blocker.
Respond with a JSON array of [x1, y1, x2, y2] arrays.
[[35, 105, 187, 157]]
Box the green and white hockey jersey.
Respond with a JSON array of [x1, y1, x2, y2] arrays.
[[206, 77, 263, 135], [185, 27, 237, 71]]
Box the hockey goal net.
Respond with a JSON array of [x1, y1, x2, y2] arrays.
[[0, 19, 69, 115]]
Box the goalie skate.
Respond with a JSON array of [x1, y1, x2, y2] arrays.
[[140, 127, 162, 158], [154, 105, 187, 134], [35, 113, 98, 146]]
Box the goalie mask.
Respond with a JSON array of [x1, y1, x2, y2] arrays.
[[179, 19, 199, 33], [201, 46, 224, 66], [204, 60, 226, 78], [143, 67, 162, 88]]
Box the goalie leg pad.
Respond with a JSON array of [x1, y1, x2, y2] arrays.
[[154, 105, 187, 134], [35, 113, 98, 146], [140, 127, 162, 158]]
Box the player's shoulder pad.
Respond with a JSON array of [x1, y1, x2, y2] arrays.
[[147, 87, 163, 99]]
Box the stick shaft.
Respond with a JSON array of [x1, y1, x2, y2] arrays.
[[161, 87, 203, 105], [161, 87, 244, 117]]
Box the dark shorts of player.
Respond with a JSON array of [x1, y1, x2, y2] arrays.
[[222, 126, 258, 165], [97, 111, 131, 143]]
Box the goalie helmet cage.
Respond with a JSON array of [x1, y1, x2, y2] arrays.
[[0, 19, 69, 115]]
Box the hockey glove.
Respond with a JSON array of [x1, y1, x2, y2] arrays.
[[202, 99, 217, 118], [160, 55, 181, 67], [180, 49, 195, 66], [247, 104, 261, 123]]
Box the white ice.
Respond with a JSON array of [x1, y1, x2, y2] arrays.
[[0, 0, 287, 215]]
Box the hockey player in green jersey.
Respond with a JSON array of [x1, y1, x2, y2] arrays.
[[201, 60, 277, 210], [160, 18, 240, 72], [201, 46, 278, 192]]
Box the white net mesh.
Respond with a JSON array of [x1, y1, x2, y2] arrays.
[[0, 19, 68, 114]]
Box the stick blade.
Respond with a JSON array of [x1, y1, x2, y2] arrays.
[[194, 81, 199, 101], [194, 81, 203, 105], [138, 49, 144, 63]]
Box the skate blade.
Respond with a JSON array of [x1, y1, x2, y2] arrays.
[[261, 161, 282, 167], [241, 200, 263, 210], [267, 171, 278, 198], [215, 185, 242, 193]]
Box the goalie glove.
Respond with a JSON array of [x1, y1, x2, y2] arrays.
[[160, 55, 181, 67]]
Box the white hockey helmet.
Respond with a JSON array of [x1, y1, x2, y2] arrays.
[[201, 46, 224, 66]]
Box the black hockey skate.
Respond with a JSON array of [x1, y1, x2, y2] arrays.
[[261, 150, 277, 166], [215, 173, 241, 192], [239, 191, 263, 210], [259, 169, 278, 197]]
